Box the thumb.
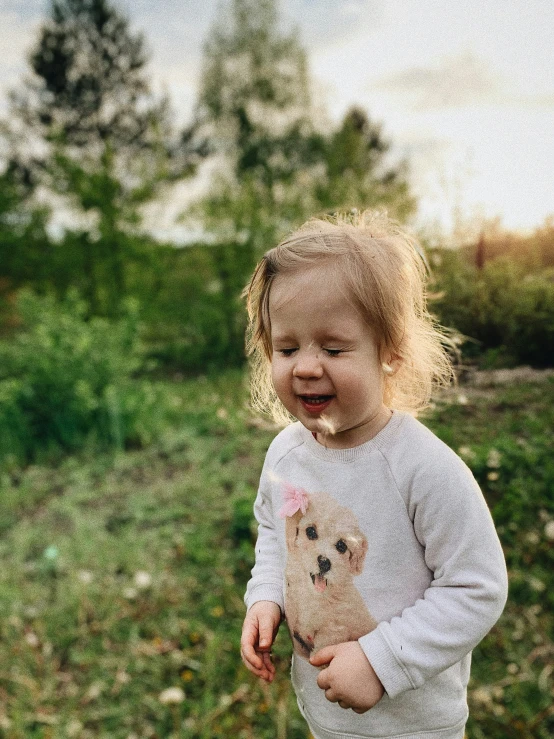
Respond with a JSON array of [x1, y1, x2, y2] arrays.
[[310, 644, 338, 666]]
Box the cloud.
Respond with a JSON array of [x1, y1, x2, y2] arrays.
[[377, 53, 502, 110], [282, 0, 384, 49]]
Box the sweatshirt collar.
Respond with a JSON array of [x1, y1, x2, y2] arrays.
[[299, 410, 406, 462]]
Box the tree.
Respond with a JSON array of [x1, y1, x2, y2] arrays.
[[188, 0, 414, 365], [5, 0, 198, 315], [317, 107, 414, 219]]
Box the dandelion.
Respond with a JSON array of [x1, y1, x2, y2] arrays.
[[25, 632, 40, 648], [66, 720, 83, 738], [458, 446, 475, 461], [525, 531, 540, 545], [134, 571, 152, 589], [86, 681, 104, 700], [471, 687, 492, 707], [544, 520, 554, 541], [210, 605, 224, 618], [486, 449, 501, 468], [116, 670, 131, 684], [318, 414, 337, 436], [181, 669, 194, 682], [159, 687, 185, 704]]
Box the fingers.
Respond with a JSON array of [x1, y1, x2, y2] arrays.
[[258, 612, 277, 650], [240, 619, 263, 670], [310, 645, 336, 666], [240, 645, 274, 682], [240, 610, 278, 682], [316, 667, 330, 691]]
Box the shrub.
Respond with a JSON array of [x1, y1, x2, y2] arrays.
[[431, 251, 554, 367], [0, 290, 161, 468]]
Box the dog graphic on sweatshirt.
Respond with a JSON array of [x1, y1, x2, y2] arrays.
[[281, 487, 377, 659]]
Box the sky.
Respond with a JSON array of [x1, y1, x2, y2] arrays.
[[1, 0, 553, 240]]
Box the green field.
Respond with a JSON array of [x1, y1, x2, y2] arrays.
[[0, 372, 553, 738]]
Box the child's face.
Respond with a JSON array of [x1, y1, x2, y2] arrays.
[[269, 262, 391, 448]]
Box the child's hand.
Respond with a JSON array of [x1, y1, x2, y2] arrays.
[[240, 601, 282, 683], [310, 641, 384, 713]]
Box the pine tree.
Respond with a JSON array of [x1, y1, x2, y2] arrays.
[[5, 0, 197, 314]]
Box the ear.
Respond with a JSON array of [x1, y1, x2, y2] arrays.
[[285, 510, 303, 550], [348, 528, 368, 575], [382, 353, 402, 377]]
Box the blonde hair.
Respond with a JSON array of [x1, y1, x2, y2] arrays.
[[244, 210, 455, 424]]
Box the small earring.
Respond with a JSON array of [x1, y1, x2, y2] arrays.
[[382, 362, 394, 376]]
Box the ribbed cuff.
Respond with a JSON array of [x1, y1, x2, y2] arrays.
[[358, 624, 415, 699], [244, 583, 284, 614]]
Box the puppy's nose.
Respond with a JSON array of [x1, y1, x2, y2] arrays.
[[317, 555, 331, 574]]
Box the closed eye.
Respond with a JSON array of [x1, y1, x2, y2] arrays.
[[278, 348, 298, 356], [324, 349, 342, 357]]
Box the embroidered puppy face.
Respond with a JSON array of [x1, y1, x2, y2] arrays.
[[285, 491, 368, 592]]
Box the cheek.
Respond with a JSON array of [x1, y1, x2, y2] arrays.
[[271, 361, 292, 398]]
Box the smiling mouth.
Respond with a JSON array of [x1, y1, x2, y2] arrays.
[[298, 395, 334, 413], [310, 572, 328, 592]]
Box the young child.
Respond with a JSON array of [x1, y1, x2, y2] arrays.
[[240, 211, 508, 739]]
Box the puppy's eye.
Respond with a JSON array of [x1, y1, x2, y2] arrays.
[[335, 539, 347, 554], [306, 526, 318, 540]]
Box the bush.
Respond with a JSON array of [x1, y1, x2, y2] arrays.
[[431, 251, 554, 367], [0, 290, 162, 468]]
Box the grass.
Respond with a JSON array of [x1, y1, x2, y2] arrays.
[[0, 371, 553, 738]]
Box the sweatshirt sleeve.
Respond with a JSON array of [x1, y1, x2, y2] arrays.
[[359, 452, 508, 700], [244, 455, 285, 613]]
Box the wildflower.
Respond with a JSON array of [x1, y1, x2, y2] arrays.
[[78, 570, 94, 584], [458, 446, 475, 461], [25, 632, 40, 648], [486, 449, 502, 468], [526, 531, 540, 545], [134, 571, 152, 589], [487, 471, 499, 481], [159, 687, 185, 704], [210, 605, 224, 618], [544, 520, 554, 541], [216, 407, 228, 420], [181, 670, 194, 682], [457, 394, 468, 405], [123, 587, 138, 600]]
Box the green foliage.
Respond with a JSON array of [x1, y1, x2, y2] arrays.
[[0, 373, 552, 736], [426, 381, 554, 738], [430, 249, 554, 367], [3, 0, 197, 318], [0, 290, 166, 468]]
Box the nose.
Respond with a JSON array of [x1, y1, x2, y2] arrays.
[[292, 349, 324, 379], [318, 555, 331, 574]]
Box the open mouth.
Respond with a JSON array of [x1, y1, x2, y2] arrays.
[[299, 395, 334, 414], [310, 572, 328, 592]]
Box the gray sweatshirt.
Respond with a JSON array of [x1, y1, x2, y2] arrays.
[[245, 411, 508, 739]]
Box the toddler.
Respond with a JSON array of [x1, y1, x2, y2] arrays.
[[240, 212, 507, 739]]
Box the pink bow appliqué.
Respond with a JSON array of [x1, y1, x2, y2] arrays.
[[278, 483, 309, 519]]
